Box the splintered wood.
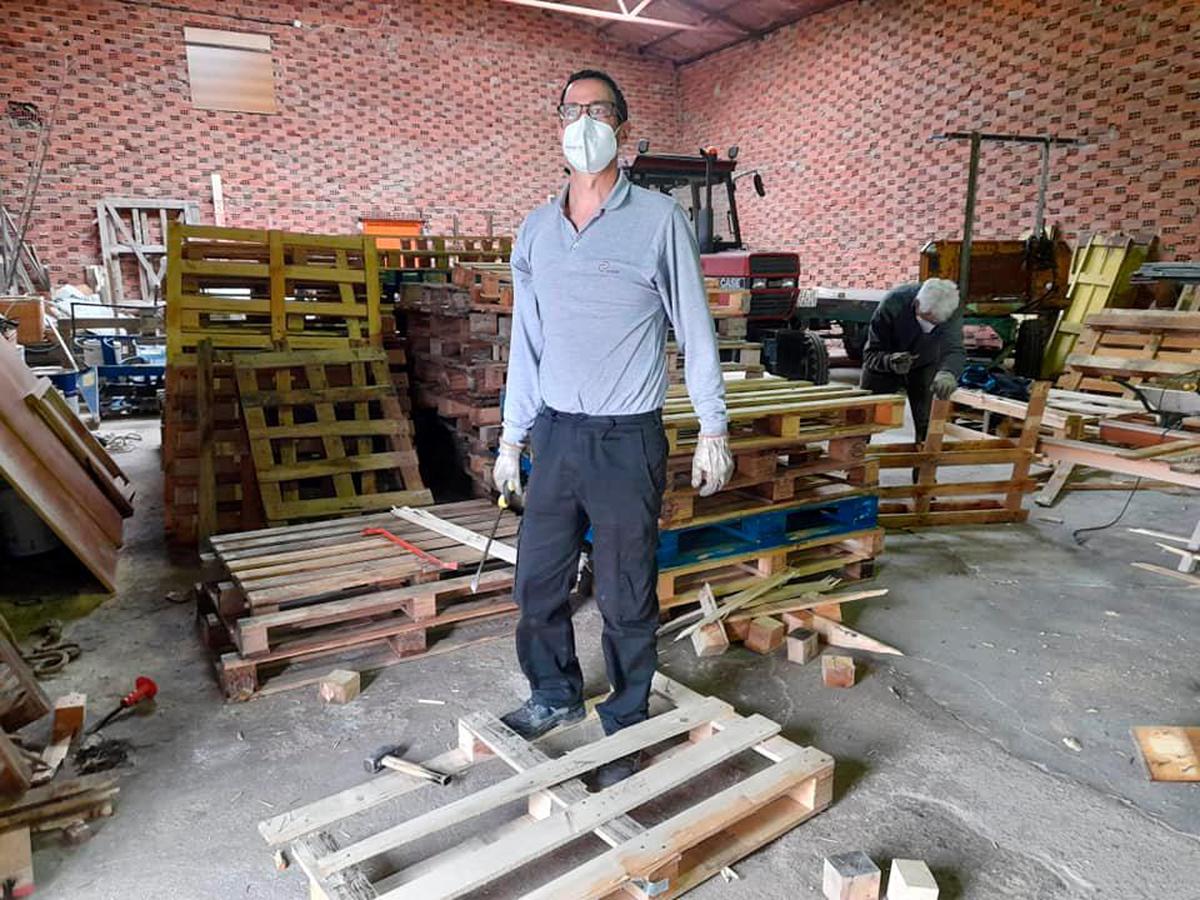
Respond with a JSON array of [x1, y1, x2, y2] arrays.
[[262, 673, 834, 899]]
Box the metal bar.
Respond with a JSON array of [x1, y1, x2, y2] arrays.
[[932, 131, 1082, 145], [492, 0, 699, 29], [1034, 140, 1051, 235], [958, 131, 982, 304]]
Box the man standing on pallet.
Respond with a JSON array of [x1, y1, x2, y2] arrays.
[[860, 278, 965, 441], [492, 70, 733, 788]]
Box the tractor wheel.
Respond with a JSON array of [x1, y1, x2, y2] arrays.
[[771, 329, 830, 385], [1014, 318, 1050, 380]]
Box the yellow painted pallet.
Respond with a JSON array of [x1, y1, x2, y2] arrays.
[[165, 223, 382, 363], [233, 347, 431, 525]]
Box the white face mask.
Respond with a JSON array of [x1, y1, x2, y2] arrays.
[[917, 316, 937, 334], [562, 115, 618, 174]]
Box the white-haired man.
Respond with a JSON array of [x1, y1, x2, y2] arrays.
[[860, 278, 964, 441]]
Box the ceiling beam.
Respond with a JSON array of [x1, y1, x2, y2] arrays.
[[672, 0, 752, 35], [675, 2, 848, 65], [636, 0, 746, 53], [493, 0, 702, 30]]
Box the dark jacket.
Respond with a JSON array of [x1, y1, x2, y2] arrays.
[[862, 282, 965, 376]]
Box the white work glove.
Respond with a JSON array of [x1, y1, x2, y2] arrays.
[[691, 434, 734, 498], [931, 370, 958, 400], [888, 351, 916, 375], [492, 440, 523, 497]]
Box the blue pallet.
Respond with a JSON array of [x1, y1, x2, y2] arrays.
[[656, 493, 878, 570]]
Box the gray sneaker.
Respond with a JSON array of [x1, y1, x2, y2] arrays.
[[500, 699, 585, 740]]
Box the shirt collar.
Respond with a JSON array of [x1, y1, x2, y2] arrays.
[[557, 172, 631, 218]]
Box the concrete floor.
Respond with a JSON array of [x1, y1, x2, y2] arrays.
[[10, 405, 1200, 899]]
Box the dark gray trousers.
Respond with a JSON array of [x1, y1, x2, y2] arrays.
[[861, 364, 937, 441], [514, 407, 666, 734]]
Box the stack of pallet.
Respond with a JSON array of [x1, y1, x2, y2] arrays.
[[401, 279, 509, 496], [654, 379, 905, 615], [196, 500, 518, 699], [665, 278, 762, 382], [163, 223, 426, 543]]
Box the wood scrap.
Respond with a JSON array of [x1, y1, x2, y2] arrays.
[[1131, 726, 1200, 782], [821, 655, 856, 688]]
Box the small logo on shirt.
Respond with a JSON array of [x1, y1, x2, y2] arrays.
[[597, 259, 620, 275]]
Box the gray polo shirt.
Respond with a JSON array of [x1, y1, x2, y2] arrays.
[[501, 173, 727, 445]]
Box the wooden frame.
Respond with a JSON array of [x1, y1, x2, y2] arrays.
[[97, 197, 200, 304], [261, 673, 834, 899], [868, 382, 1049, 528], [1057, 309, 1200, 397]]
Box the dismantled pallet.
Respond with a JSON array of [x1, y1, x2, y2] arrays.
[[1057, 308, 1200, 396], [233, 347, 430, 524], [661, 380, 906, 453], [269, 673, 833, 899], [868, 382, 1048, 528]]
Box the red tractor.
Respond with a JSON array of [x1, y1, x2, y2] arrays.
[[624, 143, 829, 383]]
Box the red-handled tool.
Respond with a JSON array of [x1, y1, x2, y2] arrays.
[[87, 676, 158, 735], [362, 528, 459, 571]]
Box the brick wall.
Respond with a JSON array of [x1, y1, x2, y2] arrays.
[[678, 0, 1198, 286], [0, 0, 680, 287]]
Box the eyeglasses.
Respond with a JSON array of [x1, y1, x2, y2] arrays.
[[557, 101, 619, 123]]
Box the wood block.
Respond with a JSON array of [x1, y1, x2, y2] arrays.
[[318, 669, 360, 705], [822, 654, 856, 688], [823, 850, 881, 900], [50, 693, 87, 744], [744, 616, 785, 654], [786, 628, 820, 665], [1132, 726, 1200, 782], [887, 859, 938, 899], [724, 618, 751, 642], [0, 826, 33, 897], [782, 609, 813, 632], [690, 620, 730, 657]]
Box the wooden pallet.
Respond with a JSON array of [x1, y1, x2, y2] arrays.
[[206, 500, 515, 614], [265, 673, 834, 900], [661, 380, 906, 453], [233, 348, 430, 524], [166, 223, 383, 360], [868, 382, 1049, 528], [660, 437, 876, 527], [1058, 309, 1200, 396], [657, 527, 882, 610], [203, 500, 521, 699], [377, 235, 510, 273]]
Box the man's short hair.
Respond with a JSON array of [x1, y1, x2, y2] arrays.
[[916, 278, 960, 324], [560, 69, 628, 124]]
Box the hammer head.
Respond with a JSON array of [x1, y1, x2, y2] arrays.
[[363, 745, 404, 774]]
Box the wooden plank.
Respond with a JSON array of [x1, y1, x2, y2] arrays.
[[391, 506, 516, 565], [196, 339, 217, 540], [520, 745, 834, 900], [1040, 438, 1200, 489], [259, 747, 475, 847], [1064, 353, 1198, 379], [374, 714, 780, 899], [0, 345, 122, 589], [317, 700, 728, 877]]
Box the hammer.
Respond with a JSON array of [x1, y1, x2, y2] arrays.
[[363, 746, 451, 785]]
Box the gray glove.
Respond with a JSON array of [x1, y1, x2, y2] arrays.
[[931, 370, 958, 400], [888, 352, 916, 375]]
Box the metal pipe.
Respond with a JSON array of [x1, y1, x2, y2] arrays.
[[958, 131, 982, 305], [1034, 140, 1051, 236]]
